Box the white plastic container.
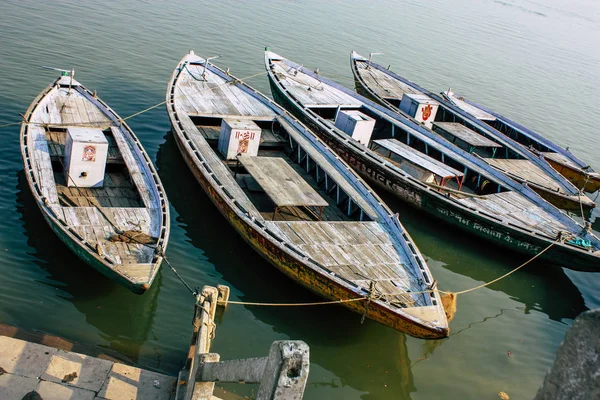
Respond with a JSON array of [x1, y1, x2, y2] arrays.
[[399, 93, 439, 128], [218, 119, 262, 160], [334, 110, 376, 145], [64, 127, 108, 188]]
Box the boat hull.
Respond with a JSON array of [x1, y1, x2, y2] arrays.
[[543, 158, 600, 193], [39, 205, 151, 294], [171, 129, 448, 339], [353, 78, 594, 212], [20, 79, 168, 295], [270, 79, 600, 272]]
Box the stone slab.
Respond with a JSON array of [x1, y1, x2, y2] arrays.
[[0, 335, 58, 378], [41, 349, 113, 391], [36, 380, 96, 400], [0, 373, 39, 399], [97, 363, 176, 400]]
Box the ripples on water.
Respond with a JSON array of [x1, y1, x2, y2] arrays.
[[1, 0, 599, 398]]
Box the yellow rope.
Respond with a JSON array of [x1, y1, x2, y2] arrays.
[[219, 238, 562, 308], [218, 297, 367, 307], [4, 69, 269, 130], [452, 238, 559, 295], [0, 121, 21, 129]]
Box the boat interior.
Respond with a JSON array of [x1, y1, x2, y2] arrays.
[[191, 115, 373, 223], [44, 126, 144, 208], [186, 113, 443, 310], [309, 105, 507, 198]]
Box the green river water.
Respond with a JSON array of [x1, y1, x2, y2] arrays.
[[1, 1, 599, 398]]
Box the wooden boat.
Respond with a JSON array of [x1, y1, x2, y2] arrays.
[[167, 51, 449, 339], [349, 52, 594, 212], [265, 50, 600, 271], [441, 89, 600, 193], [20, 72, 170, 294]]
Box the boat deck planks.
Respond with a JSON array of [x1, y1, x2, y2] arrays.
[[374, 139, 463, 179], [484, 158, 564, 192], [354, 59, 421, 100], [239, 156, 329, 209], [43, 87, 112, 127], [458, 191, 568, 237], [268, 220, 423, 306], [443, 92, 497, 121], [433, 122, 502, 149], [541, 151, 581, 169], [271, 61, 362, 108], [177, 63, 276, 118]]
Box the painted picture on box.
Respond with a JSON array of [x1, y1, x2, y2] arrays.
[[82, 145, 96, 162], [237, 139, 249, 154]]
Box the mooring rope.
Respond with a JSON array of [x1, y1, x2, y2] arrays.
[[1, 69, 269, 130], [218, 237, 563, 309]]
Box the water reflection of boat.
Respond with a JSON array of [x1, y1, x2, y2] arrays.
[[16, 169, 161, 366]]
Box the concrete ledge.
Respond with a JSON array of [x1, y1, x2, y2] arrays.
[[97, 363, 176, 400], [0, 374, 39, 399], [41, 350, 113, 391], [0, 336, 58, 378], [0, 335, 176, 400], [36, 380, 96, 400]]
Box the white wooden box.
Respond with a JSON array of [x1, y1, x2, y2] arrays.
[[218, 119, 262, 160], [399, 93, 439, 128], [334, 110, 376, 145], [64, 127, 108, 188]]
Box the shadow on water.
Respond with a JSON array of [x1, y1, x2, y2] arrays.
[[378, 191, 588, 322], [15, 170, 161, 365], [156, 132, 417, 399]]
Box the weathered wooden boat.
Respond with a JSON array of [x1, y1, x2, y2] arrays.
[[265, 50, 600, 271], [20, 71, 170, 294], [441, 89, 600, 193], [167, 51, 449, 339], [349, 52, 594, 212]]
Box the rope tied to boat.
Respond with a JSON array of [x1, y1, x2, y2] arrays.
[[217, 236, 565, 326], [6, 69, 270, 130]]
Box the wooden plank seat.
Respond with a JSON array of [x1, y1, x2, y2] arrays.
[[268, 220, 421, 306], [238, 156, 328, 220], [483, 158, 563, 191], [433, 122, 502, 156], [372, 138, 464, 189]]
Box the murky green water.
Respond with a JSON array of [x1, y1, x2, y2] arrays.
[[1, 0, 599, 398]]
